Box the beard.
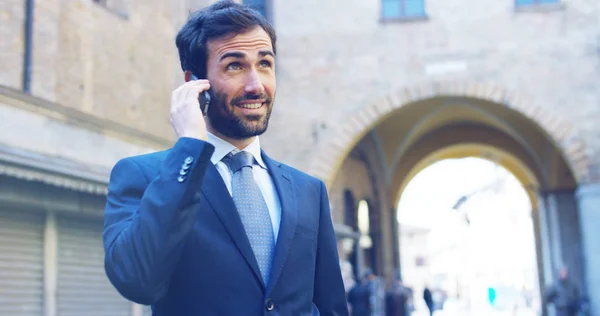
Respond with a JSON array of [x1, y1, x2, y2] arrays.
[[206, 88, 273, 140]]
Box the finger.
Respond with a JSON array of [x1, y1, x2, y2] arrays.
[[173, 79, 209, 96], [182, 79, 210, 92], [172, 83, 186, 97], [173, 81, 209, 102], [186, 78, 210, 86], [184, 83, 211, 100]]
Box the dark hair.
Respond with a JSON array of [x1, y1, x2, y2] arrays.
[[175, 0, 277, 79]]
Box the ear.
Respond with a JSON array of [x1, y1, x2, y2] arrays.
[[184, 70, 195, 82]]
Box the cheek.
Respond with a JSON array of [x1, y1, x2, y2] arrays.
[[217, 78, 246, 99], [211, 89, 231, 111], [212, 81, 233, 100], [262, 77, 276, 97]]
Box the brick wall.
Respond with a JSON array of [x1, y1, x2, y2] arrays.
[[0, 0, 25, 89], [1, 0, 598, 178], [1, 0, 191, 142], [263, 0, 600, 175]]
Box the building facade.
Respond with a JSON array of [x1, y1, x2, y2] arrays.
[[1, 0, 599, 315]]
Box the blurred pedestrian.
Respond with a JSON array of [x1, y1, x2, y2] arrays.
[[349, 271, 373, 316], [386, 275, 410, 316], [545, 267, 580, 316], [423, 286, 434, 316]]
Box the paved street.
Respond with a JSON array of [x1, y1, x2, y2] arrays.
[[411, 308, 537, 316], [409, 299, 539, 316]]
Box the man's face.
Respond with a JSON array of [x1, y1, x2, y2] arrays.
[[559, 268, 568, 280], [204, 26, 276, 140]]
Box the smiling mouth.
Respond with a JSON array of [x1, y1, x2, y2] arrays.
[[236, 102, 264, 109]]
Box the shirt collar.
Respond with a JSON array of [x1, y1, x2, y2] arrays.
[[206, 132, 267, 169]]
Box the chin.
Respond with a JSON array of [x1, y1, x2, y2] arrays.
[[244, 125, 268, 137], [244, 121, 270, 136]]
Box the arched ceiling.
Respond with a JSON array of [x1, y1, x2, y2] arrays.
[[393, 143, 541, 209], [368, 96, 576, 194]]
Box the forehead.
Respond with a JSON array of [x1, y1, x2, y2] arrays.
[[207, 27, 273, 60]]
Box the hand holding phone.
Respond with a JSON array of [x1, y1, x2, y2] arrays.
[[191, 74, 210, 116], [169, 74, 210, 141]]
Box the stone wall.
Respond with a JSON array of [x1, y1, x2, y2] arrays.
[[266, 0, 600, 177]]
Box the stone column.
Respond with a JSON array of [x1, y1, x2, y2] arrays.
[[390, 207, 400, 274], [576, 184, 600, 315], [538, 191, 585, 284], [544, 194, 564, 272], [534, 197, 553, 316], [377, 202, 393, 279], [538, 190, 585, 316], [532, 215, 546, 316], [551, 191, 584, 289]]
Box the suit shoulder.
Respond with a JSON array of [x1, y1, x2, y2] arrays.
[[112, 149, 170, 175], [277, 162, 324, 187]]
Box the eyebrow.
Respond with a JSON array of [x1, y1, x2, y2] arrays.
[[259, 50, 275, 58], [219, 50, 275, 62], [219, 52, 245, 62]]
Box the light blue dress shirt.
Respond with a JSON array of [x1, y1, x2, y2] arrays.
[[206, 132, 282, 241]]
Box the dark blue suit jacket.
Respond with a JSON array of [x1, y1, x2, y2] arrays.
[[103, 137, 348, 315]]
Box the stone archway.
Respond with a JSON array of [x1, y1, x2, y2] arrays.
[[308, 81, 594, 188], [395, 150, 546, 313], [319, 80, 600, 315], [392, 143, 541, 207]]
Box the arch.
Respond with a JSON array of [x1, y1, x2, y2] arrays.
[[392, 143, 541, 209], [308, 81, 593, 188], [395, 153, 545, 313], [384, 119, 561, 207]]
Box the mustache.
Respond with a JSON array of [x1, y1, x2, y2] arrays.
[[230, 93, 271, 105]]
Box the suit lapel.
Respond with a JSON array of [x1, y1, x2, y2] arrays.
[[262, 152, 298, 293], [200, 163, 264, 287]]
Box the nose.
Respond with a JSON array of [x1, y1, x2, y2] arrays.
[[244, 69, 264, 95]]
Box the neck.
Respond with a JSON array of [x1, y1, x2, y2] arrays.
[[208, 127, 256, 150]]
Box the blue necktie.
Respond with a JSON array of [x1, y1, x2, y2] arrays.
[[222, 151, 274, 285]]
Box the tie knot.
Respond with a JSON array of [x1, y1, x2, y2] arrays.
[[222, 151, 254, 173]]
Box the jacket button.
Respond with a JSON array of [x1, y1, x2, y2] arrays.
[[265, 298, 274, 311], [184, 156, 194, 164], [177, 175, 186, 183]]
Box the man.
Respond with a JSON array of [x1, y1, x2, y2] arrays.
[[348, 272, 372, 316], [545, 267, 580, 316], [102, 1, 348, 315], [385, 275, 410, 316], [423, 286, 434, 316]]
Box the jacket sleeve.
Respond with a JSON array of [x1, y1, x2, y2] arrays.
[[313, 181, 350, 316], [102, 137, 215, 305]]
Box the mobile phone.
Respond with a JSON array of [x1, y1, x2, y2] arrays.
[[190, 74, 210, 116]]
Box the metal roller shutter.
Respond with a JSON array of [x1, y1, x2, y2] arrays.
[[0, 209, 44, 316], [57, 216, 131, 316]]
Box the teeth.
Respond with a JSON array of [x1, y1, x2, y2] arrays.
[[238, 103, 262, 109]]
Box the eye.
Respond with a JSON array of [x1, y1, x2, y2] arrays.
[[259, 60, 272, 68], [226, 62, 242, 71]]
